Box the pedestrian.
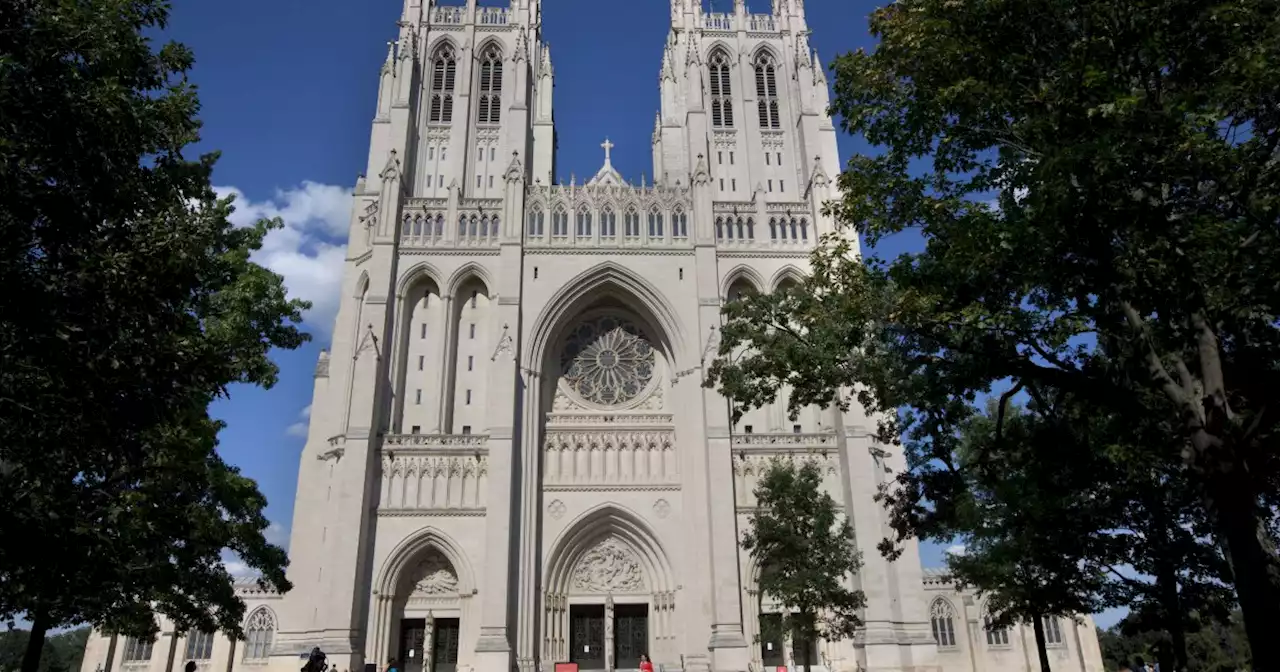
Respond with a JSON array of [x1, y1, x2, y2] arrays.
[[387, 658, 399, 672], [639, 654, 654, 672]]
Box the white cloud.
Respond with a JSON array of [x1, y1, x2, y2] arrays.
[[285, 404, 312, 437], [946, 544, 967, 556], [213, 181, 352, 335], [264, 522, 290, 548]]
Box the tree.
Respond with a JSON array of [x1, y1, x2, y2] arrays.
[[1100, 612, 1252, 672], [0, 628, 90, 672], [937, 403, 1113, 672], [741, 459, 865, 672], [0, 1, 308, 670], [706, 0, 1280, 662]]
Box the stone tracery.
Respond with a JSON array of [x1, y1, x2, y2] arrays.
[[559, 315, 656, 407]]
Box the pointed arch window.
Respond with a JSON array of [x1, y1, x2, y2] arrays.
[[930, 599, 957, 648], [648, 209, 664, 238], [477, 45, 503, 125], [243, 608, 276, 660], [708, 50, 734, 129], [1041, 616, 1064, 646], [576, 207, 592, 237], [123, 637, 154, 662], [527, 208, 545, 237], [624, 207, 641, 239], [184, 631, 214, 661], [601, 207, 617, 238], [428, 44, 457, 124], [754, 52, 780, 129], [552, 208, 569, 238], [672, 209, 688, 239], [983, 614, 1010, 648]]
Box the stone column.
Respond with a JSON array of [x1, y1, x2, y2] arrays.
[[605, 597, 615, 672], [422, 615, 435, 672]]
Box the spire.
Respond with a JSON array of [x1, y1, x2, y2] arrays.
[[685, 35, 701, 67], [381, 40, 395, 74], [795, 32, 812, 69], [812, 49, 826, 85], [514, 25, 529, 62], [660, 46, 675, 81]]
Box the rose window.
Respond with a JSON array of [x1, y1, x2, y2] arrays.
[[559, 316, 656, 407]]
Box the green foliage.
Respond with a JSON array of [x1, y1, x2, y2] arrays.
[[0, 0, 308, 661], [1099, 612, 1251, 672], [706, 0, 1280, 663], [741, 460, 865, 672], [0, 628, 90, 672]]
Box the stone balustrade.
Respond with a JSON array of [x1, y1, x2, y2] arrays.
[[730, 432, 842, 509], [379, 433, 489, 512]]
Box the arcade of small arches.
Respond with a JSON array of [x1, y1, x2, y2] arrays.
[[523, 205, 691, 243]]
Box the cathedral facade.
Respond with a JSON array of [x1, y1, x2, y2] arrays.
[[78, 2, 1106, 672]]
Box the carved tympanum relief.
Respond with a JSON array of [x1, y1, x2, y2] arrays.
[[411, 550, 459, 595], [571, 537, 645, 593]]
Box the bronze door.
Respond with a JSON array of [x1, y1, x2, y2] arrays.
[[431, 619, 460, 672], [569, 605, 606, 670], [398, 619, 426, 672], [759, 614, 785, 669], [613, 604, 648, 670]]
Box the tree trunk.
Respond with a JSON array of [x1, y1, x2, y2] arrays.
[[1031, 616, 1051, 672], [1202, 467, 1280, 672], [21, 609, 49, 672], [1154, 566, 1185, 672], [800, 632, 811, 672], [104, 634, 119, 672], [1152, 501, 1188, 672], [163, 630, 179, 672], [223, 638, 236, 672]]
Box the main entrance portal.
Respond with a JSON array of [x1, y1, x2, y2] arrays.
[[570, 605, 605, 670], [613, 604, 648, 670], [567, 604, 650, 670], [396, 618, 460, 672]]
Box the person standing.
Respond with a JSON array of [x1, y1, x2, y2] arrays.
[[639, 654, 654, 672]]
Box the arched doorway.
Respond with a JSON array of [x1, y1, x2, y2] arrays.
[[369, 529, 476, 672], [542, 505, 677, 671]]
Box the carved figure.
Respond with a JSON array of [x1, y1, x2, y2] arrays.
[[411, 551, 459, 595], [571, 537, 645, 593]]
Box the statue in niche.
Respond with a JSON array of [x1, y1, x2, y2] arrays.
[[411, 550, 458, 595], [571, 537, 645, 593]]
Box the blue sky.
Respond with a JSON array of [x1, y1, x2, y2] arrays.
[[164, 0, 1121, 628]]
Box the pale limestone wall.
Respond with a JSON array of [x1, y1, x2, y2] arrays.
[[922, 571, 1106, 672], [78, 585, 286, 672]]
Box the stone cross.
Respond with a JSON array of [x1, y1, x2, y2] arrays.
[[601, 137, 614, 164]]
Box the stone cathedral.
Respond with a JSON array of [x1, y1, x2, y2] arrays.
[[79, 2, 1106, 672]]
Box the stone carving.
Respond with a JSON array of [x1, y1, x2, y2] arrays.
[[548, 499, 567, 520], [314, 349, 330, 378], [491, 323, 515, 362], [412, 551, 459, 595], [571, 537, 645, 593], [653, 499, 670, 519]]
